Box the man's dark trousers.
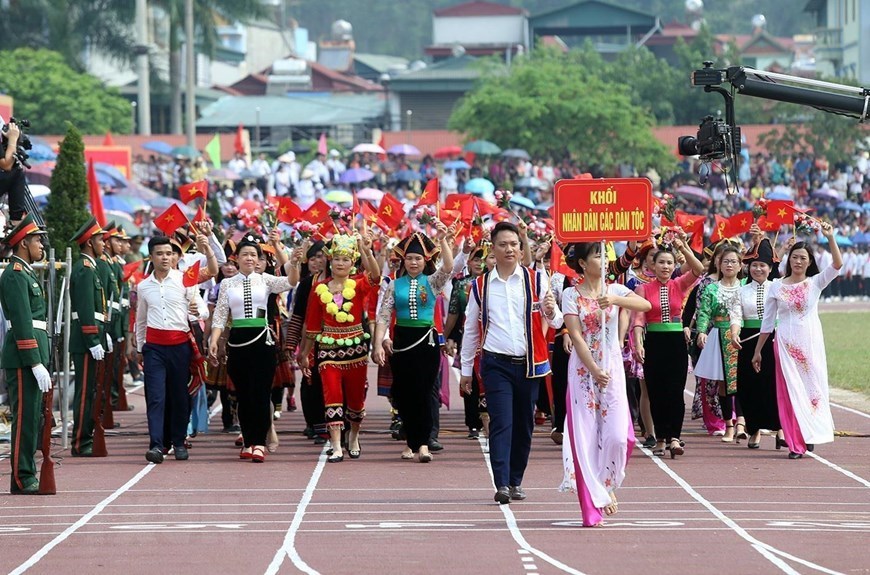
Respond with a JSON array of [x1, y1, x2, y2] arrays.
[[143, 342, 191, 450]]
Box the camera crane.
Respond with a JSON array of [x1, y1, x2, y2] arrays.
[[679, 61, 870, 194]]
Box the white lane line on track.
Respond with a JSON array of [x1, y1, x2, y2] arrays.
[[263, 447, 328, 575], [476, 438, 588, 575], [806, 452, 870, 488], [830, 402, 870, 420], [638, 442, 846, 575], [8, 465, 155, 575]]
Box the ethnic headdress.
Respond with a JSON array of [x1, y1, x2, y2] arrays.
[[392, 232, 440, 261], [326, 234, 359, 260], [471, 239, 491, 260], [743, 237, 778, 266]]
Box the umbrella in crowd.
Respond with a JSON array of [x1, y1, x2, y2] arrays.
[[208, 168, 241, 181], [142, 140, 174, 155], [465, 178, 495, 195], [393, 169, 421, 182], [103, 194, 150, 214], [444, 160, 471, 170], [170, 145, 200, 158], [433, 145, 462, 159], [501, 148, 530, 160], [764, 189, 792, 201], [387, 143, 421, 156], [670, 184, 713, 204], [95, 163, 131, 187], [357, 188, 384, 202], [836, 201, 863, 212], [864, 202, 870, 212], [339, 168, 375, 184], [324, 190, 353, 204], [352, 143, 386, 155], [514, 176, 548, 190], [509, 194, 536, 210], [811, 188, 840, 200], [851, 232, 870, 245], [463, 140, 501, 155]]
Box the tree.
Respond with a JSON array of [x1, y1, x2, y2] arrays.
[[448, 47, 675, 176], [45, 123, 91, 257], [0, 48, 133, 134]]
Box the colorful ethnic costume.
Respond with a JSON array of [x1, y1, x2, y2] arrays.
[[694, 280, 743, 422]]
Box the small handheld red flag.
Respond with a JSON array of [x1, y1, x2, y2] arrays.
[[675, 210, 705, 233], [178, 180, 208, 204], [154, 203, 189, 237], [276, 197, 303, 224], [417, 178, 439, 207], [87, 159, 107, 227], [551, 242, 578, 280], [710, 215, 730, 243], [234, 124, 246, 155], [727, 211, 754, 235], [121, 260, 142, 282], [377, 193, 404, 231], [302, 199, 332, 225], [191, 204, 207, 225], [182, 260, 201, 287], [766, 200, 796, 225]]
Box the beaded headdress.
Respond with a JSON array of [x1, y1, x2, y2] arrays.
[[326, 234, 359, 260]]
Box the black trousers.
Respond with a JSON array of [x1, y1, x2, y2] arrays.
[[737, 328, 780, 435], [219, 388, 237, 429], [142, 342, 191, 450], [463, 370, 483, 430], [550, 334, 569, 433], [643, 331, 687, 440], [0, 167, 27, 220], [390, 326, 440, 452], [226, 328, 276, 447], [300, 354, 326, 436]]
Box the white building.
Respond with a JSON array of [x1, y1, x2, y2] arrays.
[[425, 1, 529, 62], [805, 0, 870, 82]]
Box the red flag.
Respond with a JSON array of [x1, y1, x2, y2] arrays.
[[352, 191, 360, 215], [178, 180, 208, 204], [469, 223, 484, 244], [710, 214, 730, 243], [377, 133, 386, 153], [690, 231, 704, 254], [360, 201, 379, 225], [756, 215, 780, 232], [234, 124, 245, 155], [675, 211, 705, 235], [182, 260, 201, 287], [439, 208, 461, 228], [318, 132, 328, 156], [121, 260, 141, 282], [103, 132, 114, 146], [444, 193, 471, 211], [551, 243, 578, 280], [728, 211, 754, 235], [276, 197, 302, 224], [86, 159, 107, 227], [191, 204, 207, 225], [153, 203, 188, 237], [302, 199, 332, 225], [377, 193, 404, 230], [474, 198, 497, 217], [766, 200, 796, 225], [416, 178, 439, 207]]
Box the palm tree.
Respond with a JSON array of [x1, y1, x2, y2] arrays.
[[151, 0, 270, 133]]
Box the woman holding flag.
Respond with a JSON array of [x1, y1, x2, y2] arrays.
[[558, 242, 651, 526]]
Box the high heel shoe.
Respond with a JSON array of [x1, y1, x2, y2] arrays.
[[788, 451, 803, 459], [348, 436, 361, 459], [669, 440, 684, 459], [735, 423, 749, 443], [721, 424, 735, 443], [775, 437, 788, 450]]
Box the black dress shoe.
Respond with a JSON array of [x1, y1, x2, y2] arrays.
[[174, 446, 189, 461], [508, 486, 527, 500], [313, 436, 327, 445], [467, 429, 479, 439], [494, 486, 511, 504], [145, 447, 165, 464], [429, 439, 444, 452], [788, 451, 803, 459], [327, 454, 344, 463], [806, 443, 814, 452]]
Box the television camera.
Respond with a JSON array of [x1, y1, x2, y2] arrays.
[[1, 117, 33, 169], [680, 61, 870, 193]]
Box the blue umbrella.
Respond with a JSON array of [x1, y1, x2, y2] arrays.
[[393, 169, 421, 182], [28, 142, 57, 162], [764, 190, 792, 200], [142, 140, 174, 155], [102, 194, 150, 213], [95, 163, 131, 187], [510, 194, 536, 210], [864, 202, 870, 212], [818, 233, 854, 247], [465, 178, 495, 195], [850, 232, 870, 245], [339, 168, 374, 184], [444, 160, 471, 170], [836, 200, 863, 212]]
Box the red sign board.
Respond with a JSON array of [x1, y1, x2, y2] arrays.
[[554, 178, 652, 242]]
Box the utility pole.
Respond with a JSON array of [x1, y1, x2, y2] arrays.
[[185, 0, 196, 148], [135, 0, 151, 135]]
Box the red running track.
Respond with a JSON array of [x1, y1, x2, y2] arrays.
[[2, 367, 869, 575]]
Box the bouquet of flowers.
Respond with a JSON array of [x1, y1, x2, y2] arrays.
[[752, 197, 770, 219], [523, 215, 549, 243], [415, 205, 438, 226], [653, 193, 676, 223], [656, 225, 685, 249], [295, 220, 320, 240], [794, 212, 821, 236], [259, 205, 278, 231], [494, 189, 513, 211]]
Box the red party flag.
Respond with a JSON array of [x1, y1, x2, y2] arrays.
[[766, 200, 796, 225], [86, 158, 107, 227], [182, 260, 201, 287], [302, 199, 331, 225], [153, 203, 189, 237], [377, 193, 404, 231], [675, 210, 705, 233], [728, 211, 754, 235], [276, 197, 302, 224], [234, 124, 245, 155], [178, 180, 208, 204], [551, 242, 578, 280], [417, 178, 439, 207], [710, 214, 730, 243], [121, 260, 142, 282], [690, 231, 704, 254]]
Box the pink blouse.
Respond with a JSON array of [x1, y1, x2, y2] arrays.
[[632, 271, 699, 329]]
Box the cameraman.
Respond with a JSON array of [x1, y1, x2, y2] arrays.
[[0, 116, 27, 229]]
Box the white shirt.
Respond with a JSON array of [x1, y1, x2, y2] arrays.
[[459, 265, 562, 377], [135, 269, 201, 351], [728, 279, 771, 326], [211, 272, 292, 330]]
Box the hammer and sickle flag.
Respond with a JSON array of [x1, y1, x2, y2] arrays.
[[710, 215, 730, 243], [377, 193, 404, 231], [182, 260, 201, 288], [178, 180, 208, 204]]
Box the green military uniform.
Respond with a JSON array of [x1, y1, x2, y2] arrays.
[[0, 215, 50, 494], [103, 223, 128, 408], [69, 217, 107, 456]]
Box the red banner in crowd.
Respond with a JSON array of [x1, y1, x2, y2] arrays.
[[554, 178, 652, 242]]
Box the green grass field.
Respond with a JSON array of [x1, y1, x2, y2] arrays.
[[822, 312, 870, 396]]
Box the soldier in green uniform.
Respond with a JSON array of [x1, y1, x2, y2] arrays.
[[0, 214, 52, 494], [100, 222, 123, 411], [108, 225, 132, 410], [69, 216, 107, 457]]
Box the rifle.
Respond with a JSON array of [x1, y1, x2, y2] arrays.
[[37, 388, 57, 495], [91, 358, 108, 457]]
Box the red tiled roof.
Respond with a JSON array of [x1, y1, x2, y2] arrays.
[[434, 1, 525, 17]]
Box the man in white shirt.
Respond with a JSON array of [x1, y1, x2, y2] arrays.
[[131, 236, 211, 464], [460, 222, 561, 504], [227, 152, 247, 175]]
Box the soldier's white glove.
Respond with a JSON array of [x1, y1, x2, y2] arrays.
[[31, 363, 52, 393], [106, 338, 113, 354], [89, 344, 106, 361]]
